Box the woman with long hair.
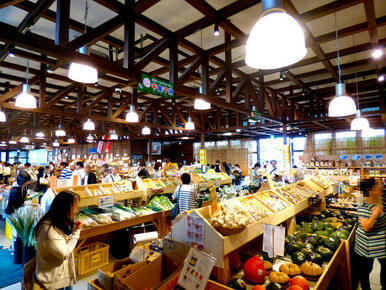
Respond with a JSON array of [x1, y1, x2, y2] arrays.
[[34, 190, 83, 290]]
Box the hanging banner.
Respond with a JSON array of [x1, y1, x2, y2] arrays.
[[199, 149, 206, 165], [248, 111, 265, 123], [209, 186, 218, 214], [282, 145, 291, 165], [137, 73, 174, 99], [97, 135, 105, 154]]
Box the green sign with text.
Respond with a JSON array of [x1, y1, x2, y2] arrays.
[[248, 111, 265, 123], [137, 73, 174, 99]]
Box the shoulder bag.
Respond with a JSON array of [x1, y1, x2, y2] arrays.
[[171, 185, 181, 219]]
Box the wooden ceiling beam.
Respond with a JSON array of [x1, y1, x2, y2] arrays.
[[135, 38, 170, 71], [177, 55, 205, 85], [81, 90, 108, 114], [55, 0, 70, 46], [44, 83, 77, 108], [0, 0, 25, 8]]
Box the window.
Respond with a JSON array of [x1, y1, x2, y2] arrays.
[[361, 129, 384, 138], [29, 149, 48, 165], [292, 137, 306, 151], [314, 133, 332, 140], [259, 137, 288, 167], [336, 131, 356, 139]]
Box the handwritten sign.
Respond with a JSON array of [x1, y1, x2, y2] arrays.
[[214, 180, 220, 188], [199, 182, 207, 192], [99, 195, 114, 209], [209, 186, 218, 214]]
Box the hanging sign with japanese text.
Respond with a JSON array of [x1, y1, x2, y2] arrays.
[[248, 111, 265, 123], [137, 73, 174, 99]]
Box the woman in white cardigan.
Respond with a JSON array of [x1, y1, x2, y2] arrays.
[[34, 191, 83, 290]]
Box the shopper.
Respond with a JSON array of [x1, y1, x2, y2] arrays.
[[152, 163, 162, 178], [59, 162, 72, 180], [251, 163, 263, 189], [48, 162, 55, 175], [222, 162, 231, 176], [44, 166, 52, 178], [0, 161, 4, 183], [110, 166, 122, 182], [214, 160, 221, 173], [266, 160, 278, 177], [139, 162, 150, 178], [34, 190, 83, 290], [354, 178, 385, 290], [36, 167, 49, 193], [137, 169, 147, 180], [83, 164, 97, 185], [172, 173, 198, 213], [71, 161, 85, 186], [5, 170, 31, 215], [3, 162, 11, 185], [232, 164, 243, 185]]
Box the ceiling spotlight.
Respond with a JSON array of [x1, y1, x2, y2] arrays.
[[20, 136, 29, 143], [36, 131, 45, 138], [245, 0, 306, 69], [142, 126, 151, 135], [194, 98, 211, 110], [213, 24, 220, 36], [114, 88, 121, 93], [126, 105, 139, 123], [185, 116, 195, 130], [377, 75, 385, 82], [372, 48, 383, 59], [68, 46, 98, 83], [83, 118, 95, 131], [279, 72, 284, 81], [8, 47, 15, 57]]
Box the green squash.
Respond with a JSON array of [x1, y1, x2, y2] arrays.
[[322, 236, 340, 251], [338, 229, 350, 237], [267, 282, 282, 290], [311, 220, 326, 231], [325, 227, 335, 235], [228, 278, 246, 290], [303, 243, 315, 251], [301, 221, 311, 228], [301, 247, 314, 259], [285, 234, 297, 245], [296, 224, 301, 231], [330, 231, 348, 240], [316, 246, 333, 261], [291, 251, 307, 266], [304, 235, 319, 248], [309, 252, 324, 265], [301, 226, 314, 234], [315, 231, 329, 239], [287, 242, 303, 254], [293, 231, 308, 241], [325, 223, 337, 231]]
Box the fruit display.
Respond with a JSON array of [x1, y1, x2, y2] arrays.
[[269, 271, 289, 285], [257, 191, 291, 212], [263, 260, 273, 274], [288, 276, 309, 290], [115, 182, 133, 192], [240, 195, 273, 221], [217, 186, 250, 200], [300, 262, 323, 281], [279, 263, 301, 277]]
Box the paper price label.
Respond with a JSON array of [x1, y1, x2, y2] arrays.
[[214, 180, 220, 188], [199, 182, 207, 191], [99, 195, 114, 209], [209, 186, 218, 214]]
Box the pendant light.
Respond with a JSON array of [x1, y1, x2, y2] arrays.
[[185, 108, 195, 130], [86, 134, 94, 141], [110, 130, 118, 140], [328, 14, 356, 117], [15, 60, 37, 109], [36, 131, 45, 138], [142, 126, 151, 135], [126, 105, 139, 123], [213, 24, 220, 36], [55, 118, 66, 137], [245, 0, 307, 69], [0, 110, 6, 122], [53, 140, 60, 147], [9, 140, 17, 144], [83, 118, 95, 130], [67, 138, 75, 144], [68, 0, 98, 84], [20, 136, 29, 143], [351, 72, 370, 131], [194, 98, 211, 110]]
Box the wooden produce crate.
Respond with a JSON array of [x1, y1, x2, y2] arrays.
[[88, 279, 104, 290], [217, 172, 232, 185], [100, 183, 121, 195], [76, 242, 110, 275], [98, 257, 134, 290], [114, 181, 133, 192], [152, 178, 167, 192], [54, 185, 96, 207], [160, 178, 177, 194]]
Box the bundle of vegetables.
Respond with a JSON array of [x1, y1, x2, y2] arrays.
[[90, 213, 114, 224], [147, 196, 174, 211], [112, 207, 136, 221], [132, 206, 155, 216]]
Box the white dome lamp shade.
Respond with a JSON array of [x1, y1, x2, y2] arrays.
[[36, 131, 45, 138], [126, 105, 139, 123], [55, 124, 66, 137], [68, 47, 98, 84], [86, 134, 94, 141], [142, 126, 151, 135], [245, 0, 307, 70], [185, 116, 195, 130], [53, 140, 60, 147], [67, 138, 75, 144], [110, 130, 118, 140], [15, 84, 37, 109], [20, 136, 29, 143], [351, 111, 370, 131], [0, 110, 6, 122], [328, 83, 356, 117], [194, 98, 211, 110], [83, 118, 95, 131]]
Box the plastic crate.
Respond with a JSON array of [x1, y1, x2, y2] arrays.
[[76, 242, 110, 276]]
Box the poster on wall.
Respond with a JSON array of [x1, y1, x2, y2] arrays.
[[152, 142, 162, 155]]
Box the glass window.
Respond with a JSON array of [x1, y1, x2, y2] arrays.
[[259, 137, 286, 167], [361, 129, 384, 138], [29, 149, 48, 165], [1, 152, 5, 162], [336, 131, 356, 139], [314, 133, 332, 140], [292, 137, 306, 151]]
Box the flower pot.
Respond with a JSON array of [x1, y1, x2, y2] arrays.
[[23, 245, 36, 264], [13, 237, 23, 264]]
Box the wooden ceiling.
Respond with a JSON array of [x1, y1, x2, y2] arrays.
[[0, 0, 385, 144]]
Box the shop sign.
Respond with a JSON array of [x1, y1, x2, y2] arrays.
[[99, 195, 114, 209], [374, 154, 383, 160], [209, 186, 218, 214], [248, 111, 265, 123], [282, 145, 291, 165], [137, 73, 174, 99], [364, 154, 372, 160], [353, 154, 361, 160], [199, 149, 207, 165], [340, 154, 348, 160]]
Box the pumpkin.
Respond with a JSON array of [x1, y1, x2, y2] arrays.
[[243, 255, 266, 284], [300, 262, 323, 280], [252, 286, 266, 290], [269, 271, 289, 284], [264, 260, 273, 273], [289, 275, 309, 290], [229, 251, 241, 270], [279, 263, 301, 276], [289, 286, 304, 290]]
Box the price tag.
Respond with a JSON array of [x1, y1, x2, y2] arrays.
[[214, 180, 220, 188], [209, 186, 218, 214], [199, 182, 207, 191], [263, 224, 285, 258], [99, 195, 114, 209]]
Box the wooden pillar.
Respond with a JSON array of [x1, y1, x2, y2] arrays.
[[283, 123, 287, 145], [123, 0, 135, 70], [169, 37, 178, 86], [39, 62, 46, 107], [225, 32, 232, 103], [148, 138, 152, 163], [55, 0, 70, 46], [201, 56, 209, 95]]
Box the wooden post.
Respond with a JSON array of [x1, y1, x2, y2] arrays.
[[286, 216, 296, 235], [148, 138, 152, 163], [55, 0, 70, 46], [39, 62, 46, 107], [225, 32, 232, 103], [216, 255, 231, 284], [123, 0, 135, 70], [200, 132, 205, 149]]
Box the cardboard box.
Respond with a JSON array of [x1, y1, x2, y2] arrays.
[[88, 279, 104, 290], [113, 261, 148, 290], [97, 257, 134, 290]]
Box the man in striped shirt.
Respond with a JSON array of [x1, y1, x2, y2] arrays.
[[354, 178, 385, 290], [172, 173, 198, 213], [59, 162, 73, 180]]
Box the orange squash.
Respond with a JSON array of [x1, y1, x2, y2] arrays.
[[289, 286, 304, 290], [289, 275, 309, 290], [229, 251, 241, 270], [252, 285, 266, 290]]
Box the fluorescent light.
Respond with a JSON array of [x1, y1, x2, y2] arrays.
[[0, 111, 6, 122], [36, 131, 45, 138], [378, 75, 385, 82], [372, 48, 383, 59], [245, 1, 307, 69], [213, 24, 220, 36], [194, 98, 211, 110], [68, 47, 98, 83], [126, 105, 139, 123], [328, 83, 356, 117], [110, 130, 118, 140], [67, 138, 75, 144], [9, 140, 17, 144], [351, 111, 370, 131], [182, 137, 189, 140], [236, 129, 241, 133], [15, 84, 37, 109], [223, 132, 232, 136], [53, 141, 60, 147], [20, 136, 29, 143], [142, 126, 151, 135], [83, 118, 95, 131], [185, 116, 195, 130]]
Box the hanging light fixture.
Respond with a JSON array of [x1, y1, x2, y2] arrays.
[[194, 98, 211, 110], [351, 72, 370, 131], [372, 48, 383, 59], [83, 118, 95, 130], [328, 14, 356, 117], [15, 60, 37, 109], [55, 122, 66, 137], [185, 107, 195, 130], [53, 140, 60, 147], [110, 130, 118, 140], [378, 75, 385, 82], [36, 131, 45, 138], [126, 105, 139, 123], [86, 134, 94, 141], [9, 140, 17, 144], [20, 136, 29, 143], [67, 1, 98, 84], [279, 72, 284, 81], [213, 24, 220, 36], [142, 126, 151, 135], [245, 0, 307, 69], [0, 110, 6, 122], [67, 138, 75, 144]]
